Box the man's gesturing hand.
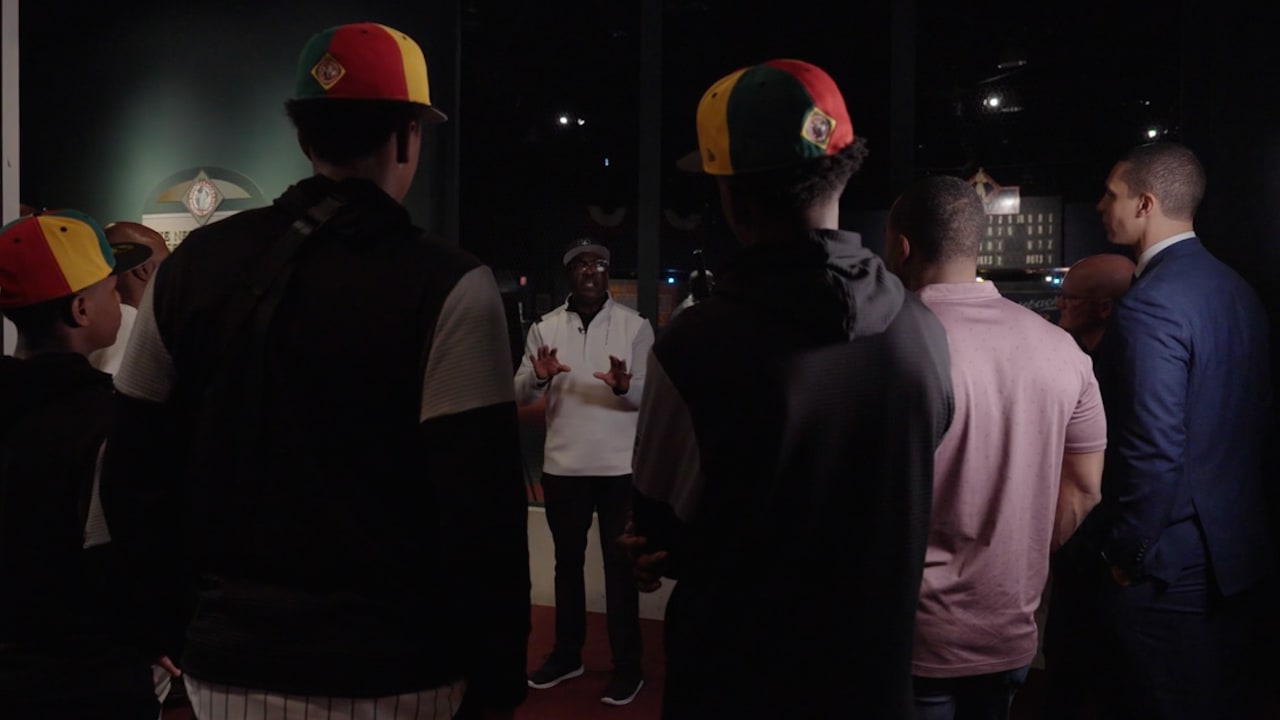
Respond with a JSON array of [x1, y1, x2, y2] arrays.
[[593, 355, 631, 394], [532, 345, 571, 381]]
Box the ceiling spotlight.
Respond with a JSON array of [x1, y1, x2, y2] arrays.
[[997, 45, 1027, 71], [1145, 125, 1163, 140], [558, 114, 570, 125], [984, 94, 1001, 109]]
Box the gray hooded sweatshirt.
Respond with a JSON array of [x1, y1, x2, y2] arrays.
[[632, 228, 954, 719]]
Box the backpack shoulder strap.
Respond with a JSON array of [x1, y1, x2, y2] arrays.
[[216, 190, 347, 350], [196, 189, 348, 447]]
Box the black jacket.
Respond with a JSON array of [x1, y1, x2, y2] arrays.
[[0, 352, 156, 716]]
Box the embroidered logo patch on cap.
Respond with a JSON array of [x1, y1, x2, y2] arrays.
[[310, 53, 346, 90], [802, 108, 835, 148], [677, 59, 855, 176]]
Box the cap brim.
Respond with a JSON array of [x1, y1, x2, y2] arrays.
[[109, 242, 154, 275], [676, 149, 706, 174], [563, 244, 611, 265], [424, 106, 448, 123]]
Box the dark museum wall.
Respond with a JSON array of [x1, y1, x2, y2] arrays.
[[1179, 0, 1280, 553], [13, 0, 1277, 370]]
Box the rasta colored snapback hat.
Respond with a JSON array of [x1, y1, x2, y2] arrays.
[[677, 59, 855, 176], [0, 209, 151, 309], [294, 22, 447, 123]]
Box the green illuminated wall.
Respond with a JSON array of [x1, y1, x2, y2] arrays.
[[18, 2, 455, 236]]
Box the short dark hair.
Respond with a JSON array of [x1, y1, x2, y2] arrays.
[[3, 295, 76, 346], [285, 99, 430, 166], [887, 175, 986, 264], [1118, 141, 1205, 221], [721, 137, 869, 210]]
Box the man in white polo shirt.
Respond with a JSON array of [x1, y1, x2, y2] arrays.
[[516, 238, 654, 706]]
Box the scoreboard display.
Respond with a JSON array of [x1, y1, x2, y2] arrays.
[[977, 196, 1062, 270]]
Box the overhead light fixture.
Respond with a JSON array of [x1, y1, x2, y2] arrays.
[[997, 46, 1028, 71], [979, 92, 1023, 114]]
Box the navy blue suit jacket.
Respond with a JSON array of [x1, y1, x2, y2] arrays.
[[1094, 237, 1273, 595]]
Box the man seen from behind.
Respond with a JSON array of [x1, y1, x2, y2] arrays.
[[628, 59, 955, 719], [100, 22, 530, 720], [884, 176, 1107, 720], [1069, 141, 1272, 719]]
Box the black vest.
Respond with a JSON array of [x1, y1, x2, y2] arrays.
[[150, 176, 483, 693]]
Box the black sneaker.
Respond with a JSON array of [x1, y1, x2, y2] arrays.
[[600, 671, 644, 706], [527, 654, 585, 689]]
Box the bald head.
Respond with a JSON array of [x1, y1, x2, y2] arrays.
[[1063, 253, 1135, 300], [106, 221, 170, 258], [1057, 253, 1135, 351], [105, 221, 170, 307]]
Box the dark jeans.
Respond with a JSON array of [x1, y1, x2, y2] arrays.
[[541, 473, 641, 673], [913, 665, 1030, 720]]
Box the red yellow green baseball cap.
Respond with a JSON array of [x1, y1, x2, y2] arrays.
[[294, 22, 447, 123], [0, 209, 151, 309], [677, 59, 855, 176]]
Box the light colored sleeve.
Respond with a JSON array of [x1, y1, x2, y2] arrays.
[[419, 266, 517, 422], [513, 320, 549, 406], [1065, 356, 1108, 454], [3, 316, 16, 355], [83, 442, 112, 549], [113, 279, 176, 403], [633, 349, 704, 523], [89, 303, 137, 376], [414, 270, 530, 709]]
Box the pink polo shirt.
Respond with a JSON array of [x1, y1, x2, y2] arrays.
[[912, 281, 1106, 678]]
